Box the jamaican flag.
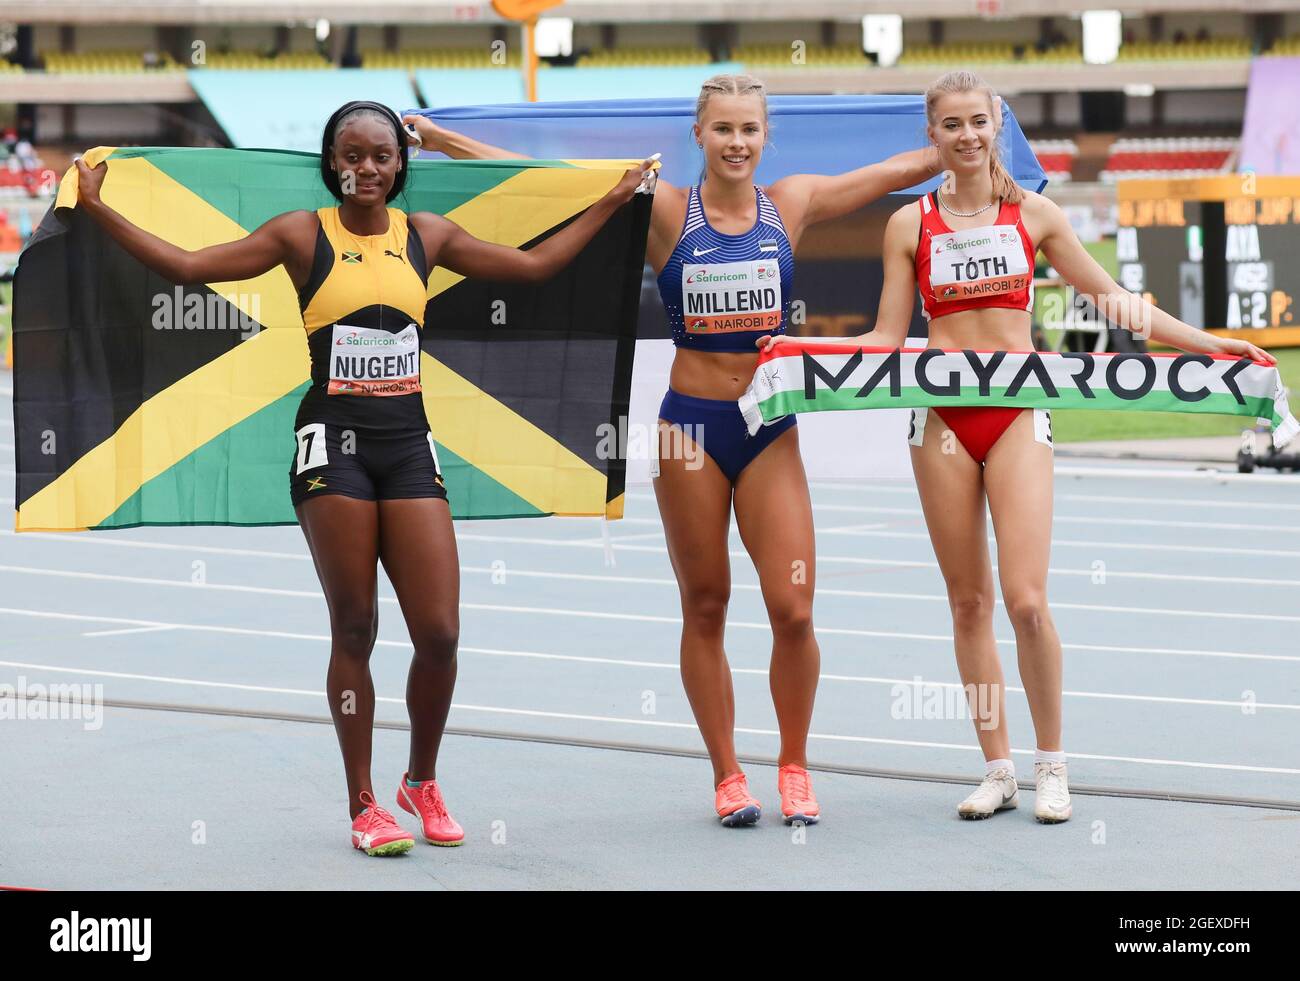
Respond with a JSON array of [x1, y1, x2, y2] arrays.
[[12, 147, 650, 531]]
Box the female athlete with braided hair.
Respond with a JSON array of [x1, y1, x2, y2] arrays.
[[409, 74, 939, 826], [77, 101, 650, 854]]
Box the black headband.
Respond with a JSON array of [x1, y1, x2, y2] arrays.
[[329, 101, 402, 140], [320, 101, 409, 204]]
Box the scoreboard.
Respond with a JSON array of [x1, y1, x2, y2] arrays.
[[1117, 176, 1300, 346]]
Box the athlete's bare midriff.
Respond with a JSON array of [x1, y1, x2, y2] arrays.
[[668, 347, 761, 402], [924, 307, 1034, 353]]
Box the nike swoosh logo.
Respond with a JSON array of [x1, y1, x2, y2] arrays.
[[692, 247, 718, 257]]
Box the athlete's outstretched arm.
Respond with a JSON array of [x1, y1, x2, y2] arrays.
[[757, 202, 919, 353], [405, 115, 684, 266], [73, 158, 310, 286], [1034, 194, 1275, 364], [854, 203, 921, 348], [768, 147, 940, 242], [403, 114, 529, 161], [412, 161, 649, 283]]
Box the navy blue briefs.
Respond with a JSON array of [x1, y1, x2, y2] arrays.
[[657, 389, 796, 484]]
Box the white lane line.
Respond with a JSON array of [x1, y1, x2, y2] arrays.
[[465, 561, 1300, 596], [3, 658, 1297, 776], [632, 489, 1300, 525], [810, 466, 1300, 486], [1056, 465, 1299, 484], [6, 647, 1293, 710], [805, 528, 1300, 560], [799, 484, 1300, 510], [811, 504, 1300, 536], [409, 647, 1300, 711], [7, 526, 1300, 591], [570, 523, 1300, 561], [1, 529, 313, 561], [456, 565, 1300, 625], [455, 531, 1300, 564], [82, 625, 177, 638], [7, 563, 1300, 627], [630, 523, 1300, 561], [1055, 492, 1300, 512], [1, 603, 1294, 665], [630, 503, 1300, 539]]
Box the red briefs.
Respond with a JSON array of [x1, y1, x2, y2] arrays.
[[908, 406, 1053, 463]]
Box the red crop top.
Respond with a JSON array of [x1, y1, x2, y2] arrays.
[[914, 190, 1036, 322]]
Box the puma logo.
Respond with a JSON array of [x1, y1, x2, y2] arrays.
[[384, 249, 404, 260]]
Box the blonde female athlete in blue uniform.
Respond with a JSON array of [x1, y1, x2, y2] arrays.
[[409, 75, 939, 826], [77, 101, 650, 855]]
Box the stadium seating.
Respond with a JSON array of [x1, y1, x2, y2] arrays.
[[1098, 137, 1237, 183], [197, 51, 331, 70], [0, 59, 23, 74], [363, 48, 522, 70], [42, 50, 183, 72], [732, 43, 865, 69], [1029, 139, 1079, 184], [0, 169, 44, 200], [1266, 36, 1300, 56], [40, 49, 338, 72], [898, 42, 1019, 66], [578, 45, 712, 68], [1116, 38, 1251, 62], [1020, 44, 1081, 65]]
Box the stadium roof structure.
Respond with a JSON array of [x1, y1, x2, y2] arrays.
[[3, 0, 1297, 25]]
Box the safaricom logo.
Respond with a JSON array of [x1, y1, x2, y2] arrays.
[[335, 332, 400, 347], [942, 234, 993, 251], [686, 269, 748, 285]]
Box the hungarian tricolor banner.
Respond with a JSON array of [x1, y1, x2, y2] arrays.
[[739, 342, 1299, 448], [12, 147, 650, 531]]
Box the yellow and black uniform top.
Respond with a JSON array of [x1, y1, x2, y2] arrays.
[[295, 206, 430, 433]]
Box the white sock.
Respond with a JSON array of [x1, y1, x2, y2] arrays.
[[985, 758, 1014, 776], [1035, 749, 1067, 765]]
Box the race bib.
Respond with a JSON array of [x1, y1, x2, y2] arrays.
[[328, 323, 421, 396], [682, 260, 782, 334], [929, 225, 1031, 303]]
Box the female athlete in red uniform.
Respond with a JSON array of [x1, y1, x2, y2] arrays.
[[772, 71, 1271, 823], [881, 72, 1271, 822]]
